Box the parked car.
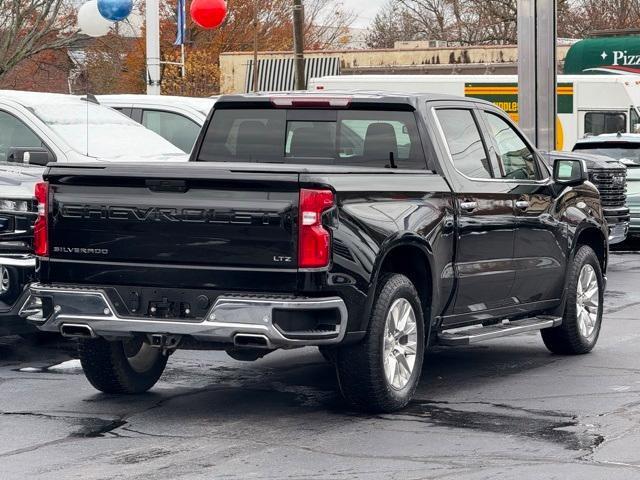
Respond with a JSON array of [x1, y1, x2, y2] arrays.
[[23, 92, 607, 412], [573, 133, 640, 240], [0, 90, 187, 336], [98, 95, 216, 153], [542, 150, 629, 244]]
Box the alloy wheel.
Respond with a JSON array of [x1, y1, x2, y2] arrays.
[[0, 266, 9, 296], [123, 338, 162, 373], [576, 264, 600, 339], [383, 298, 418, 390]]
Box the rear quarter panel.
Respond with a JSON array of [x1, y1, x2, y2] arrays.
[[299, 172, 455, 333]]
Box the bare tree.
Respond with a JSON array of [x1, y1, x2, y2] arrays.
[[0, 0, 80, 81], [372, 0, 581, 46], [563, 0, 640, 37], [302, 0, 357, 49], [366, 1, 426, 48]]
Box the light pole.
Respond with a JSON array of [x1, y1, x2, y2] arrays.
[[518, 0, 557, 151], [253, 2, 259, 92], [292, 0, 305, 90], [146, 0, 161, 95]]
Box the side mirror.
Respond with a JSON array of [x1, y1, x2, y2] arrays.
[[6, 147, 54, 166], [553, 158, 588, 186]]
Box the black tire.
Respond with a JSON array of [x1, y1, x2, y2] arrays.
[[541, 245, 604, 355], [335, 274, 425, 413], [78, 337, 168, 394], [19, 332, 60, 345], [318, 346, 337, 364]]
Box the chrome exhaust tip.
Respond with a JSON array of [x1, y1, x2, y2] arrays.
[[233, 333, 272, 349], [60, 323, 96, 339]]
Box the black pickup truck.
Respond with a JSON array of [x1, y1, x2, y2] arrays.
[[23, 93, 608, 412]]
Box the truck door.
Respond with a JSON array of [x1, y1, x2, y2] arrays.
[[431, 104, 517, 327], [478, 109, 567, 311]]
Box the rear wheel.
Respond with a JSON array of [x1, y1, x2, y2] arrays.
[[318, 346, 337, 364], [541, 245, 604, 354], [335, 274, 425, 412], [78, 337, 167, 394]]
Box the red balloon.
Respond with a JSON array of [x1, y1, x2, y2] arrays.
[[190, 0, 227, 29]]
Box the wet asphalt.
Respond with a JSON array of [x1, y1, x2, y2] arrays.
[[1, 252, 640, 479]]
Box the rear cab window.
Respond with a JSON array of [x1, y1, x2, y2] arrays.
[[197, 107, 427, 169]]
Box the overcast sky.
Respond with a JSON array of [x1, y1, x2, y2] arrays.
[[342, 0, 388, 28]]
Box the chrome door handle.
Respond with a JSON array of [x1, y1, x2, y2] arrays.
[[515, 200, 530, 210], [460, 201, 478, 212]]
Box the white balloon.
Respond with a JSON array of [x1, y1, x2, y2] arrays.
[[78, 0, 112, 37]]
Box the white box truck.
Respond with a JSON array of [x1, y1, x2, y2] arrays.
[[308, 74, 640, 151]]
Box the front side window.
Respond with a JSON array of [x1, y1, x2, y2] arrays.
[[142, 110, 201, 153], [198, 108, 427, 169], [0, 111, 45, 162], [484, 112, 538, 181], [436, 109, 492, 179], [585, 111, 627, 136]]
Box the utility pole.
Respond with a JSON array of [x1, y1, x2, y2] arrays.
[[292, 0, 305, 90], [146, 0, 161, 94], [253, 3, 259, 92], [518, 0, 557, 151]]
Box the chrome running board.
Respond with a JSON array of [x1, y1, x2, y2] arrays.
[[437, 316, 563, 346]]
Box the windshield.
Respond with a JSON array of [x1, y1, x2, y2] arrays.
[[574, 143, 640, 165], [197, 108, 428, 169], [28, 102, 184, 160]]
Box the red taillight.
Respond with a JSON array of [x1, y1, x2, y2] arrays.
[[298, 189, 334, 269], [34, 181, 49, 257]]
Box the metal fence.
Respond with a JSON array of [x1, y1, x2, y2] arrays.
[[245, 56, 340, 92]]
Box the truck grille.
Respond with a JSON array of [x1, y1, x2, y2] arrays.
[[589, 167, 627, 209], [0, 198, 37, 251]]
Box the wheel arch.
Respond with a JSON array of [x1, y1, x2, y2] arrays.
[[551, 223, 607, 317], [573, 225, 607, 274], [364, 236, 436, 342]]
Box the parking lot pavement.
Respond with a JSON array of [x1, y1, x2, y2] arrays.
[[0, 253, 639, 479]]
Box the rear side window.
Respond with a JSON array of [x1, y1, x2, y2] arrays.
[[197, 108, 427, 169], [142, 110, 200, 153], [436, 109, 492, 179]]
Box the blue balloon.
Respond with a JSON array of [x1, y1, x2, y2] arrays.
[[97, 0, 133, 21]]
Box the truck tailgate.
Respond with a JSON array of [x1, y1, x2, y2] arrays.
[[45, 164, 299, 290]]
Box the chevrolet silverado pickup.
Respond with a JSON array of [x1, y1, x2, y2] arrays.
[[23, 93, 608, 412]]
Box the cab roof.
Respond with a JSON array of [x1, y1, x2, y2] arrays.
[[215, 90, 489, 111]]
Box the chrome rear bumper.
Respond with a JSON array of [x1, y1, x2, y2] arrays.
[[23, 283, 348, 348]]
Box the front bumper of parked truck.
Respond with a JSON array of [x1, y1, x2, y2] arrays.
[[22, 283, 348, 349], [0, 254, 36, 336], [603, 207, 630, 245]]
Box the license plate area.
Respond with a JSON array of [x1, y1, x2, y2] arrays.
[[104, 287, 214, 322]]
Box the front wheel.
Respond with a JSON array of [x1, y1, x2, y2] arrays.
[[0, 265, 18, 304], [335, 274, 425, 412], [78, 337, 168, 394], [541, 245, 604, 354]]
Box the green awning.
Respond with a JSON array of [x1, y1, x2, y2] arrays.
[[564, 36, 640, 74]]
